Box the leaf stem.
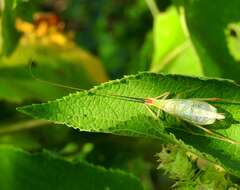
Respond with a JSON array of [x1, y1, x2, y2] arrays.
[[145, 0, 159, 17], [0, 120, 50, 135]]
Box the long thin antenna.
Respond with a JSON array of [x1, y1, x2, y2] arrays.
[[29, 61, 146, 104], [29, 61, 86, 92]]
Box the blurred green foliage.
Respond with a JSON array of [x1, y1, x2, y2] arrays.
[[61, 0, 154, 77], [0, 0, 240, 189], [0, 146, 144, 190]]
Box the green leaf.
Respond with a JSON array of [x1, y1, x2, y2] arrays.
[[150, 6, 202, 76], [0, 42, 108, 103], [0, 0, 21, 56], [225, 22, 240, 61], [174, 0, 240, 79], [18, 73, 240, 176], [0, 146, 143, 190], [161, 45, 202, 76], [0, 63, 94, 103]]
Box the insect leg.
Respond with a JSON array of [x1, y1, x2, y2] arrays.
[[144, 104, 158, 119], [155, 92, 170, 100], [192, 124, 240, 145], [166, 123, 220, 140], [157, 108, 162, 118]]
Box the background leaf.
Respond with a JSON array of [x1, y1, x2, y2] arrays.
[[150, 6, 202, 76], [0, 42, 108, 103], [0, 0, 39, 56], [174, 0, 240, 79], [57, 0, 153, 78], [0, 146, 143, 190], [18, 72, 240, 177]]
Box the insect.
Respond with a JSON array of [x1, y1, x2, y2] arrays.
[[29, 62, 240, 145], [106, 91, 239, 145]]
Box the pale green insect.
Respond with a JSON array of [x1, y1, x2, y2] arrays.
[[29, 62, 239, 145], [110, 91, 238, 145], [144, 92, 225, 125]]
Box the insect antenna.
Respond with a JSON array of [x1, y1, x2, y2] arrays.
[[97, 93, 145, 103], [29, 61, 146, 104], [29, 61, 85, 92]]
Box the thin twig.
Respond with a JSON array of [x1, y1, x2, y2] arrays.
[[0, 120, 50, 135]]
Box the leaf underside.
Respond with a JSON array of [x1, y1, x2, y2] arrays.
[[18, 72, 240, 177]]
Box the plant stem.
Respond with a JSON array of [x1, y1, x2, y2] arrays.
[[0, 120, 50, 135], [145, 0, 159, 17]]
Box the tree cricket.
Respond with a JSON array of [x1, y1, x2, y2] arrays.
[[100, 91, 239, 145], [29, 62, 240, 145]]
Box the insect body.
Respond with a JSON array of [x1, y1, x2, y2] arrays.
[[146, 99, 225, 125], [143, 92, 239, 145]]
